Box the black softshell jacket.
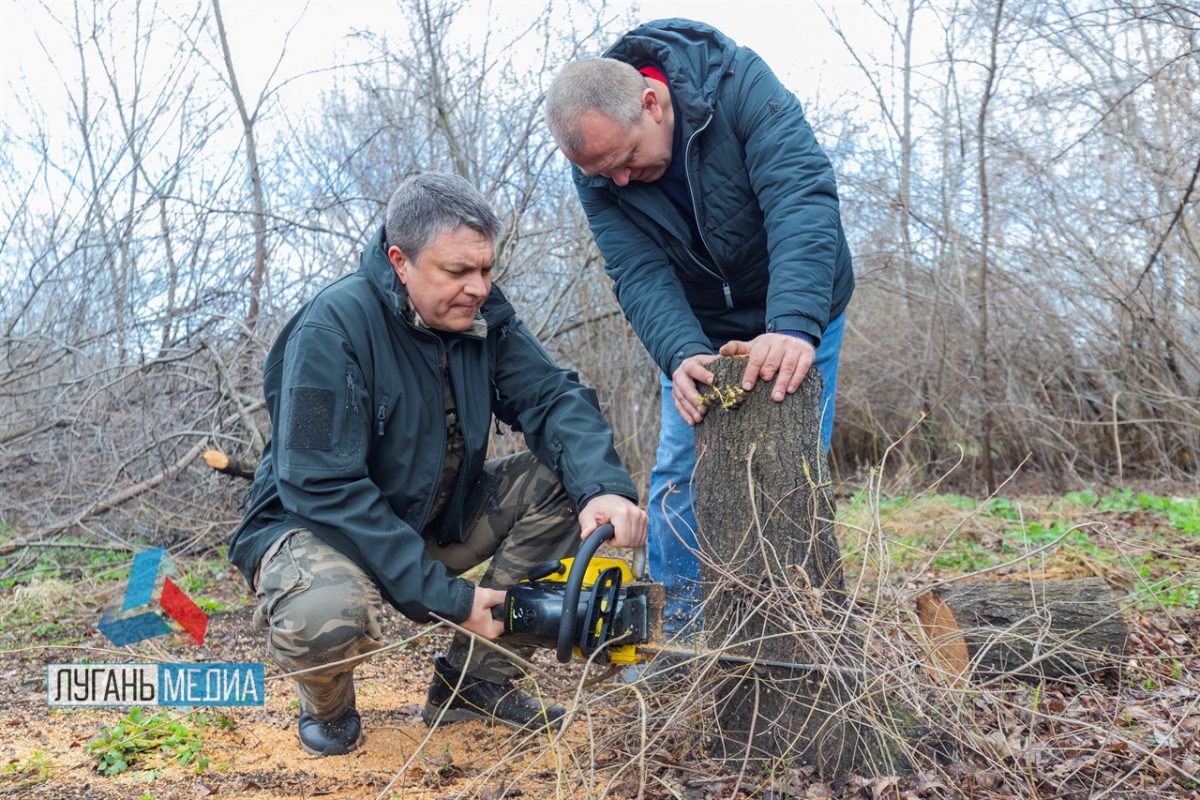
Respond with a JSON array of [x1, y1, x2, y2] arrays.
[[229, 226, 638, 623]]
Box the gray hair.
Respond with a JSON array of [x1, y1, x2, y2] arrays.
[[385, 173, 502, 259], [545, 58, 648, 157]]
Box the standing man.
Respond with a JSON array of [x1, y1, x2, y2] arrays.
[[545, 19, 853, 637], [229, 173, 646, 756]]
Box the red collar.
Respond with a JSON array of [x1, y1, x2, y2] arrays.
[[638, 65, 667, 85]]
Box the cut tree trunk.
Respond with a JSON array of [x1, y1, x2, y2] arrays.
[[693, 357, 916, 780], [917, 578, 1128, 684]]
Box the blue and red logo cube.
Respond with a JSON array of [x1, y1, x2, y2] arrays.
[[98, 548, 208, 646]]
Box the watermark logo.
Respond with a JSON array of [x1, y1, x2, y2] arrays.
[[98, 548, 208, 646], [48, 663, 264, 706]]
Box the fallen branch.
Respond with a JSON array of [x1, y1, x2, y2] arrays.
[[0, 401, 264, 554], [0, 417, 70, 446]]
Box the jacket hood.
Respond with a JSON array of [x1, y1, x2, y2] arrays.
[[577, 18, 737, 192], [603, 18, 736, 127], [360, 224, 409, 319]]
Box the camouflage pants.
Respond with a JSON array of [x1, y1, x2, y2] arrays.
[[253, 450, 578, 720]]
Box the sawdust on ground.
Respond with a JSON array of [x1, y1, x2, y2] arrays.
[[0, 576, 636, 799]]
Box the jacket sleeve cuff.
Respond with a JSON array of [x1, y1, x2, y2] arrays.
[[778, 329, 818, 348], [767, 316, 822, 347], [667, 342, 717, 376], [443, 577, 476, 624], [575, 483, 640, 512], [395, 575, 476, 624]]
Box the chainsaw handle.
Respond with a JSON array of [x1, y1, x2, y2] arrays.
[[556, 523, 615, 662]]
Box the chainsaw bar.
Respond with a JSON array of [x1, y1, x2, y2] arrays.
[[635, 644, 867, 676]]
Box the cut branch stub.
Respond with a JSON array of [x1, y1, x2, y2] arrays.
[[203, 449, 258, 480]]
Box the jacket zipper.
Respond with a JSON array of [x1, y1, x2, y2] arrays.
[[682, 108, 734, 310], [441, 339, 479, 543], [410, 331, 448, 535], [346, 371, 360, 413], [376, 394, 389, 437]]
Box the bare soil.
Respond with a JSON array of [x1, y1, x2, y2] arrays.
[[0, 570, 639, 799], [3, 494, 1200, 798]]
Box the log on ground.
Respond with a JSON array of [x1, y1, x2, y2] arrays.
[[917, 577, 1128, 683]]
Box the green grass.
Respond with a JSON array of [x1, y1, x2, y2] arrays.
[[86, 708, 224, 776], [0, 542, 239, 593], [3, 748, 54, 788], [838, 488, 1200, 589], [1063, 489, 1200, 535], [0, 543, 242, 646], [0, 542, 137, 590], [1004, 519, 1096, 552], [1129, 557, 1200, 610], [983, 496, 1022, 521], [176, 551, 237, 614], [930, 539, 997, 572], [0, 577, 93, 646]]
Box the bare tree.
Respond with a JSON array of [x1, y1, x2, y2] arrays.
[[211, 0, 269, 331], [974, 0, 1005, 495], [2, 0, 1196, 583]]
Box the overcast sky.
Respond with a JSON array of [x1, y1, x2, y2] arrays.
[[191, 0, 884, 98], [1, 1, 894, 129]]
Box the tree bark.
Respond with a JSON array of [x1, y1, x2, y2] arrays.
[[212, 0, 269, 331], [693, 356, 913, 780], [975, 0, 1005, 495], [917, 578, 1128, 683]]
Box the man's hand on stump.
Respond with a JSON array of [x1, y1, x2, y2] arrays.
[[720, 332, 815, 402], [671, 353, 720, 425]]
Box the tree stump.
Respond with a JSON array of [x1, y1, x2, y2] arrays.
[[916, 578, 1128, 684], [693, 357, 914, 780]]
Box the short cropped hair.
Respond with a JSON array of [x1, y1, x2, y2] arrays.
[[545, 58, 648, 157], [384, 173, 503, 260]]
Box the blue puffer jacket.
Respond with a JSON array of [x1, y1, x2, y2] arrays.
[[229, 226, 637, 624], [574, 19, 854, 375]]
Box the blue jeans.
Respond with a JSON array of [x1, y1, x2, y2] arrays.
[[647, 313, 846, 636]]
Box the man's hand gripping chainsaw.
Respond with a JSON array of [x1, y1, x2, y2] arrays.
[[492, 524, 663, 665]]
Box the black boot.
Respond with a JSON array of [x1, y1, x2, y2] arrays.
[[298, 705, 362, 756], [423, 656, 565, 730]]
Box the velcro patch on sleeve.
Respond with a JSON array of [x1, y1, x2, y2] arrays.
[[286, 387, 335, 450]]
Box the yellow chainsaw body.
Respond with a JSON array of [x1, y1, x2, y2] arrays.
[[528, 555, 640, 665]]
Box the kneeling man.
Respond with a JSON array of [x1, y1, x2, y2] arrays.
[[229, 173, 646, 755]]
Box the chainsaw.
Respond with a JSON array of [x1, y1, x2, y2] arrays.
[[494, 523, 663, 665], [493, 524, 867, 677]]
